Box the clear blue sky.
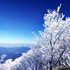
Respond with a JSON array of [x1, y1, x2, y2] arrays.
[[0, 0, 70, 44]]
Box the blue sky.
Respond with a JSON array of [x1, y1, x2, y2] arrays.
[[0, 0, 70, 44]]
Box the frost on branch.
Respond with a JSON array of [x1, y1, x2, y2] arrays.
[[34, 4, 70, 69]]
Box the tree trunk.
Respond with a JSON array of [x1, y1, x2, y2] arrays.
[[50, 66, 52, 70]]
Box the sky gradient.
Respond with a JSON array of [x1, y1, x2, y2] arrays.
[[0, 0, 70, 44]]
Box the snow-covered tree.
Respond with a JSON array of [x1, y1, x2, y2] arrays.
[[34, 4, 70, 70]]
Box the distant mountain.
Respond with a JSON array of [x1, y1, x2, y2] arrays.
[[0, 46, 30, 63]]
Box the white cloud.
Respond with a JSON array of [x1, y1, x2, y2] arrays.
[[0, 50, 34, 70]]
